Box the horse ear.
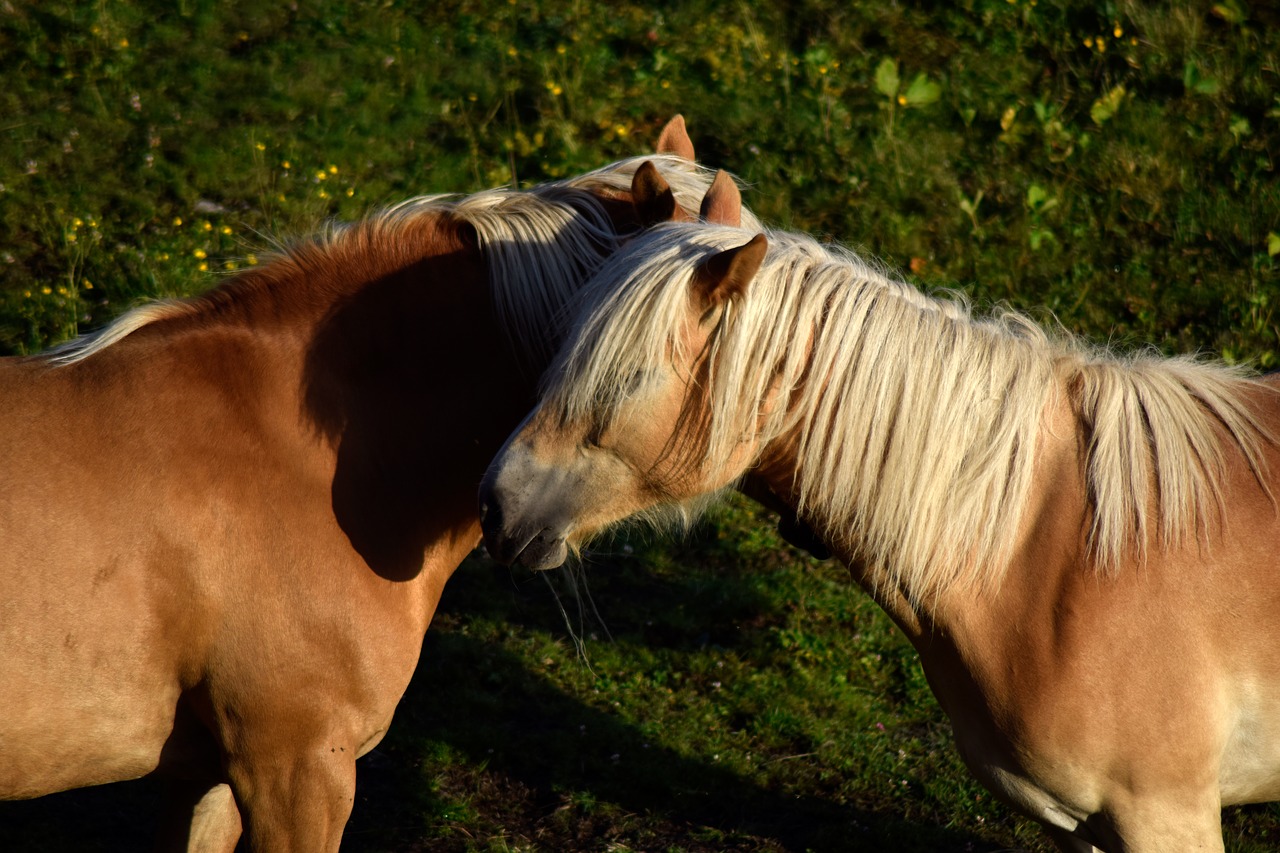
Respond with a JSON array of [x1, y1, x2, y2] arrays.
[[632, 161, 678, 227], [699, 171, 741, 227], [691, 234, 767, 311], [655, 115, 695, 161]]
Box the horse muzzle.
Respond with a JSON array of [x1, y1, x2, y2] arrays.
[[478, 476, 571, 570]]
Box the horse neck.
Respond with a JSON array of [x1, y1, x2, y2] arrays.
[[753, 390, 1090, 662], [295, 212, 540, 451], [747, 271, 1060, 604]]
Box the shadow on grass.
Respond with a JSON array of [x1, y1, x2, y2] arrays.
[[0, 550, 997, 853], [339, 553, 1005, 853]]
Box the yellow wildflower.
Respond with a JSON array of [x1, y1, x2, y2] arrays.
[[198, 262, 208, 271], [42, 286, 52, 295], [193, 249, 207, 259], [220, 225, 232, 235], [173, 217, 183, 226]]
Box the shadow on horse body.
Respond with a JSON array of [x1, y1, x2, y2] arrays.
[[0, 117, 758, 852], [480, 180, 1280, 852]]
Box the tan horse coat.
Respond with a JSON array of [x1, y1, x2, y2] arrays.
[[479, 197, 1280, 851], [0, 118, 729, 852]]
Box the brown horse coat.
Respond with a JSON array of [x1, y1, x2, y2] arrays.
[[0, 118, 736, 851]]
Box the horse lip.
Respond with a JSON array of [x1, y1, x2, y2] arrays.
[[484, 525, 534, 566], [512, 530, 569, 571], [480, 510, 568, 569]]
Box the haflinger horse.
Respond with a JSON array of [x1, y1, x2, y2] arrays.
[[479, 177, 1280, 851], [0, 117, 764, 852]]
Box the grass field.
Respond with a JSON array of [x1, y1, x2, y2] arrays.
[[2, 1, 1280, 850]]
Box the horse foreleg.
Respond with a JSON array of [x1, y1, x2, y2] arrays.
[[155, 780, 242, 853], [1044, 826, 1103, 853], [226, 745, 357, 853], [1051, 794, 1225, 853], [1105, 805, 1225, 853]]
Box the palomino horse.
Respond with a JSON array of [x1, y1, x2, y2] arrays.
[[0, 117, 760, 852], [479, 179, 1280, 851]]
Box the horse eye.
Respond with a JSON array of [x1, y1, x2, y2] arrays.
[[624, 369, 648, 396]]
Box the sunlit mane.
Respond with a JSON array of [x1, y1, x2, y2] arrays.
[[45, 155, 755, 368], [548, 222, 1274, 600]]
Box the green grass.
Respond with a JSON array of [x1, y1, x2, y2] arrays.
[[2, 1, 1279, 850]]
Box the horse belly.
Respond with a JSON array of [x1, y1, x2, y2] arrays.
[[0, 667, 180, 799], [0, 542, 190, 798]]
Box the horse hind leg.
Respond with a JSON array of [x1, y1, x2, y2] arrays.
[[155, 780, 242, 853]]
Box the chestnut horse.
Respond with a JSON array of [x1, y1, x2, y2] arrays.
[[479, 181, 1280, 851], [0, 118, 759, 852]]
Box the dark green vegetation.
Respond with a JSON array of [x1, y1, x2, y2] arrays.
[[2, 1, 1278, 850]]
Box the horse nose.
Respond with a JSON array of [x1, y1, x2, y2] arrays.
[[478, 477, 522, 564], [477, 479, 503, 539]]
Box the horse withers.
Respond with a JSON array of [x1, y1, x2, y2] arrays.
[[0, 117, 756, 852], [479, 178, 1280, 851]]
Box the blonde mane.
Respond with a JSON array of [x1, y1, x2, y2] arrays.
[[45, 155, 756, 368], [549, 223, 1274, 600]]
